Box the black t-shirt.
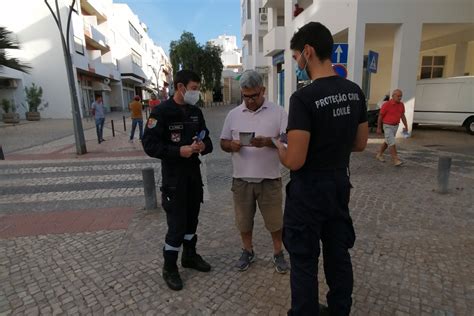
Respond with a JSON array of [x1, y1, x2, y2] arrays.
[[287, 75, 367, 173]]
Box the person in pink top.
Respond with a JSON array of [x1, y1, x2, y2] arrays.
[[220, 70, 289, 274], [376, 89, 409, 166]]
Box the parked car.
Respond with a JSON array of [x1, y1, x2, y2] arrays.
[[414, 76, 474, 134]]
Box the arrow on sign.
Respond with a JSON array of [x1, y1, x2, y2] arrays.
[[335, 45, 343, 63]]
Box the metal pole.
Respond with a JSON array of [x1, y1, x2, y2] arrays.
[[142, 167, 158, 210], [45, 0, 86, 155], [123, 115, 126, 132], [111, 120, 115, 137], [437, 156, 452, 194]]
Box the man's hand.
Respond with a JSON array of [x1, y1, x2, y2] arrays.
[[402, 127, 408, 132], [191, 140, 205, 153], [229, 140, 242, 152], [250, 136, 270, 148], [180, 145, 195, 158], [376, 127, 382, 135]]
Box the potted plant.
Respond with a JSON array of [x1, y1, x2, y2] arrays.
[[1, 99, 20, 124], [24, 83, 48, 121]]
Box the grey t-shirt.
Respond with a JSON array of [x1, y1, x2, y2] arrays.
[[92, 101, 105, 119]]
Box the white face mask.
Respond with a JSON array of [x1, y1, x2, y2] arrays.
[[182, 89, 200, 105]]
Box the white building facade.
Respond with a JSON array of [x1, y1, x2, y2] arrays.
[[209, 34, 243, 104], [209, 35, 243, 70], [0, 0, 171, 119], [242, 0, 474, 130]]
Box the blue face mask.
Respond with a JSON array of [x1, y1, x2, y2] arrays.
[[295, 49, 310, 81]]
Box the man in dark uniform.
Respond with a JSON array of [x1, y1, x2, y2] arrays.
[[274, 22, 369, 315], [142, 70, 213, 291]]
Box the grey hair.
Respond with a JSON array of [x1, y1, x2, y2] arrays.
[[239, 70, 263, 89]]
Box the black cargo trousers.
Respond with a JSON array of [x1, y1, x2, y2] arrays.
[[160, 161, 204, 248], [283, 169, 356, 316]]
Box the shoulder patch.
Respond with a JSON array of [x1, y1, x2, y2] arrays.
[[147, 118, 157, 129]]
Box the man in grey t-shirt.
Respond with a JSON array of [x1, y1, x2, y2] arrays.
[[91, 95, 105, 144]]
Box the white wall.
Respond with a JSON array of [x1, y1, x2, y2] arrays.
[[0, 0, 77, 119]]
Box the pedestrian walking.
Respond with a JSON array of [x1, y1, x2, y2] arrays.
[[129, 96, 144, 142], [273, 22, 368, 316], [142, 70, 213, 291], [91, 95, 105, 144], [220, 69, 289, 274], [376, 89, 409, 166]]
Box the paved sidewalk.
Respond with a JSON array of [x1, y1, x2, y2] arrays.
[[0, 105, 473, 315]]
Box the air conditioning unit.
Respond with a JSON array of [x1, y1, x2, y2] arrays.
[[259, 12, 268, 24], [103, 78, 110, 84]]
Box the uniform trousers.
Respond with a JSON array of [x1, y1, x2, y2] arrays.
[[283, 169, 356, 316], [160, 163, 204, 248]]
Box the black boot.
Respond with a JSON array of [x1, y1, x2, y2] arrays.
[[162, 249, 183, 291], [181, 235, 211, 272]]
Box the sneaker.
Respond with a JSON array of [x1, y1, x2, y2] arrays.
[[393, 158, 403, 166], [236, 249, 255, 271], [375, 153, 385, 162], [128, 139, 133, 143], [272, 251, 289, 274]]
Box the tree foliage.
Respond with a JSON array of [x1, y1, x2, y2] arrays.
[[170, 31, 223, 92], [0, 27, 31, 73]]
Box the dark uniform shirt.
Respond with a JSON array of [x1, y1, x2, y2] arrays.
[[287, 75, 367, 175], [142, 98, 213, 166]]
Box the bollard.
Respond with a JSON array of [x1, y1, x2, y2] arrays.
[[123, 115, 127, 132], [437, 156, 452, 194], [142, 167, 158, 210], [111, 120, 115, 137], [0, 145, 4, 160]]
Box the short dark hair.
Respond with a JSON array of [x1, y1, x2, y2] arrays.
[[173, 70, 200, 89], [290, 22, 333, 61]]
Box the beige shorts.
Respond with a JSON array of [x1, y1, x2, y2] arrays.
[[383, 124, 399, 146], [231, 178, 283, 233]]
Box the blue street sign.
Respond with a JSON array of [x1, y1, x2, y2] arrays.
[[368, 50, 379, 73], [332, 43, 348, 64], [333, 64, 348, 79]]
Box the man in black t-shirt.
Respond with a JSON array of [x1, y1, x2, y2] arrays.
[[274, 22, 368, 316]]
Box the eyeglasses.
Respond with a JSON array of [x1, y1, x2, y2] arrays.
[[242, 91, 261, 101]]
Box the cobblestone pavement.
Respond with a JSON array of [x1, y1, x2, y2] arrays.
[[0, 105, 473, 315]]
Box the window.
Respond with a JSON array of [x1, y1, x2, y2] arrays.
[[259, 36, 263, 53], [129, 22, 141, 44], [74, 36, 84, 55], [132, 50, 142, 67], [420, 56, 445, 79]]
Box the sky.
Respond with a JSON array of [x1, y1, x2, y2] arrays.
[[115, 0, 241, 56]]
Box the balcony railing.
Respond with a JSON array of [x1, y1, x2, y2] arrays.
[[83, 16, 109, 52], [81, 0, 107, 22], [263, 26, 285, 57], [241, 19, 252, 41]]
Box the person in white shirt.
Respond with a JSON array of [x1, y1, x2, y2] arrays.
[[220, 70, 289, 274]]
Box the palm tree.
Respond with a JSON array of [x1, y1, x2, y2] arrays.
[[0, 26, 30, 73]]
